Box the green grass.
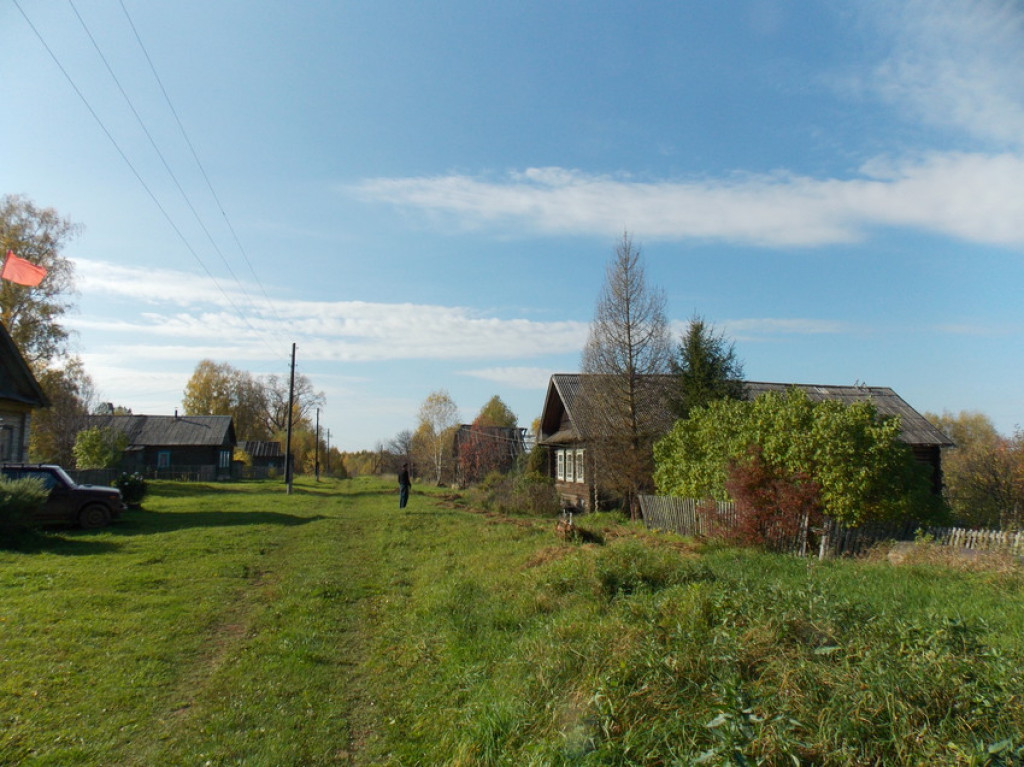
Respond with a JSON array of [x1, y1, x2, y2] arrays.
[[2, 478, 1023, 765]]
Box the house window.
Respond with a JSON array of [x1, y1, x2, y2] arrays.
[[565, 449, 574, 483], [556, 450, 565, 481], [575, 449, 585, 483], [157, 451, 171, 469], [219, 450, 231, 469], [0, 425, 13, 462]]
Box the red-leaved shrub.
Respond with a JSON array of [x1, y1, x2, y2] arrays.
[[724, 446, 823, 552]]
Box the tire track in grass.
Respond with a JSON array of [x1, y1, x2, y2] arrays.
[[123, 481, 397, 766]]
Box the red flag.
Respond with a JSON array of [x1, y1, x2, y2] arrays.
[[1, 251, 47, 287]]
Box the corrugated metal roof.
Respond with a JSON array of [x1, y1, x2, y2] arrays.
[[541, 373, 675, 443], [539, 374, 952, 448], [85, 414, 236, 447]]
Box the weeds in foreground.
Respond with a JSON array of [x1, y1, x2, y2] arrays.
[[372, 533, 1024, 766]]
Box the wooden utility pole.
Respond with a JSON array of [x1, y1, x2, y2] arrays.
[[285, 342, 296, 495], [315, 407, 321, 482]]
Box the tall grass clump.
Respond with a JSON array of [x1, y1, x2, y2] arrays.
[[479, 469, 560, 516], [396, 536, 1024, 766]]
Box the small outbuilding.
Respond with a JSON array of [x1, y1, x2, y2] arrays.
[[239, 440, 284, 470]]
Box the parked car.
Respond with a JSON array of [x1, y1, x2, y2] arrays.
[[0, 464, 126, 529]]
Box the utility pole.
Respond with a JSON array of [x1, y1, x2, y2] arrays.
[[315, 407, 321, 482], [326, 429, 331, 475], [285, 342, 296, 495]]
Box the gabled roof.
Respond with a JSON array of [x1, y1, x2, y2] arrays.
[[0, 321, 49, 408], [85, 414, 236, 447], [539, 373, 675, 444], [538, 374, 952, 448]]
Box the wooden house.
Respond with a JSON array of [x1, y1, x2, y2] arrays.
[[0, 322, 49, 461], [536, 374, 953, 511], [84, 413, 237, 480]]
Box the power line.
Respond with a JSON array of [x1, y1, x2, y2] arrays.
[[116, 0, 288, 330], [12, 1, 254, 328], [65, 0, 285, 355]]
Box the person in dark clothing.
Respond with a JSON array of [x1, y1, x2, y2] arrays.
[[398, 463, 411, 509]]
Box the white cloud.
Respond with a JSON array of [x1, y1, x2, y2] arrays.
[[459, 366, 554, 389], [74, 259, 244, 306], [349, 3, 1024, 251], [69, 260, 590, 365], [352, 152, 1024, 248], [865, 0, 1024, 147]]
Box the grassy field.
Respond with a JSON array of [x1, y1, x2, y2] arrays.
[[1, 477, 1023, 766]]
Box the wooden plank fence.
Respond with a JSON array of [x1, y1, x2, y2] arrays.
[[638, 496, 737, 538], [638, 495, 1024, 558]]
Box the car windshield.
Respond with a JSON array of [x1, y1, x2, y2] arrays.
[[51, 466, 77, 487]]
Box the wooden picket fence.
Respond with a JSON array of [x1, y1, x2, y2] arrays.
[[638, 495, 1024, 558]]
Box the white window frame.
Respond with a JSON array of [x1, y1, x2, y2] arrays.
[[575, 449, 585, 483], [556, 449, 565, 481]]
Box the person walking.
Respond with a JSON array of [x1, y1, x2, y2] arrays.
[[398, 463, 411, 509]]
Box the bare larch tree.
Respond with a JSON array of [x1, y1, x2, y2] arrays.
[[579, 233, 673, 517]]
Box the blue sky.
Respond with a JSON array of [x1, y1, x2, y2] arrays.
[[2, 1, 1023, 450]]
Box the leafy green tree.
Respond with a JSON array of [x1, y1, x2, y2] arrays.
[[579, 232, 673, 516], [0, 194, 81, 367], [73, 427, 128, 469], [29, 357, 94, 465], [654, 389, 943, 526], [669, 314, 745, 419]]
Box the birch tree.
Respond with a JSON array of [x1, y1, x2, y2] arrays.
[[414, 389, 460, 485]]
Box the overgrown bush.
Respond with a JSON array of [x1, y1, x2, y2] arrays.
[[482, 470, 559, 516], [113, 472, 147, 508], [0, 477, 48, 542], [725, 446, 824, 552]]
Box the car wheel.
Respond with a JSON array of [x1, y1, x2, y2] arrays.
[[78, 504, 111, 529]]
